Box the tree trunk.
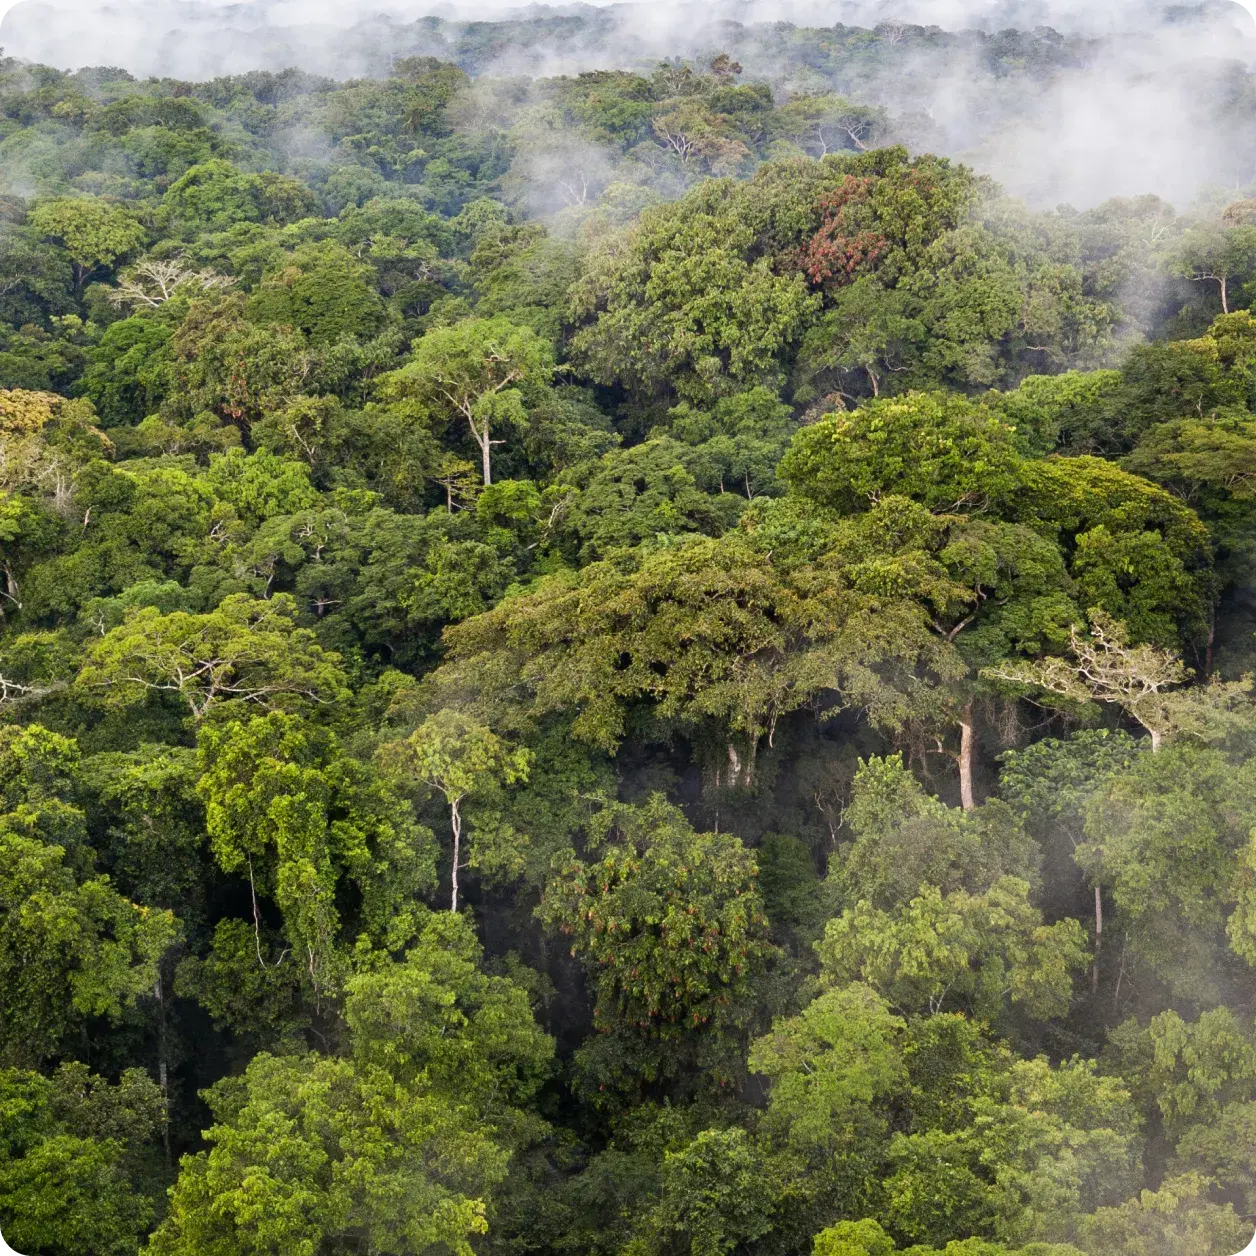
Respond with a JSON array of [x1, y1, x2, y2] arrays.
[[958, 702, 976, 811], [469, 417, 493, 486], [450, 797, 463, 912], [1221, 273, 1230, 315], [1149, 727, 1162, 753], [1092, 884, 1103, 995], [154, 971, 171, 1168]]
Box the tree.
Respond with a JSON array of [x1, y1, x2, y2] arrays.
[[749, 984, 905, 1159], [198, 711, 436, 998], [1077, 1173, 1249, 1256], [771, 95, 887, 158], [344, 911, 554, 1123], [570, 173, 821, 404], [1174, 1097, 1256, 1216], [246, 241, 387, 346], [880, 1059, 1141, 1250], [1108, 1007, 1256, 1142], [437, 526, 960, 775], [817, 878, 1088, 1021], [166, 293, 313, 435], [552, 436, 741, 563], [385, 317, 554, 485], [832, 754, 1039, 912], [0, 818, 177, 1064], [539, 795, 773, 1063], [160, 159, 317, 234], [1175, 222, 1256, 315], [77, 314, 176, 424], [381, 710, 531, 911], [1076, 746, 1256, 998], [983, 611, 1250, 752], [644, 1127, 776, 1256], [812, 1219, 896, 1256], [999, 731, 1141, 991], [28, 197, 146, 295], [76, 593, 349, 723], [0, 1064, 164, 1256], [107, 256, 233, 309], [146, 1052, 508, 1256], [782, 391, 1021, 517]]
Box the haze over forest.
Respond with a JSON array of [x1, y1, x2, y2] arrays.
[[5, 3, 1256, 1256], [4, 0, 1256, 204]]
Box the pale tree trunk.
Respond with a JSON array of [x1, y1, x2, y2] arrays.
[[468, 415, 493, 486], [957, 701, 976, 811], [478, 432, 492, 486], [1092, 884, 1103, 994], [450, 796, 463, 912]]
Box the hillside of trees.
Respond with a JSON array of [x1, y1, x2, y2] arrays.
[[4, 31, 1256, 1256]]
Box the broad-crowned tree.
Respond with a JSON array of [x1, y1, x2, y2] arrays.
[[344, 910, 554, 1130], [1076, 1173, 1248, 1256], [28, 197, 146, 295], [0, 726, 177, 1063], [0, 1064, 165, 1256], [146, 1052, 509, 1256], [383, 316, 554, 486], [436, 526, 961, 782], [1076, 745, 1256, 1000], [76, 593, 349, 724], [540, 794, 773, 1095], [817, 878, 1088, 1022]]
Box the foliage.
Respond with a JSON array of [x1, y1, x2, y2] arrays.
[[0, 30, 1255, 1256]]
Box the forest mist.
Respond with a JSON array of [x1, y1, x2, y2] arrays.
[[3, 0, 1255, 207]]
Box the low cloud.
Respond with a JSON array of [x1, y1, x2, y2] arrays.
[[2, 0, 1254, 209]]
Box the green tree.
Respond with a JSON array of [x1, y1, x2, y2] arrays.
[[28, 197, 146, 295], [817, 879, 1088, 1021], [749, 983, 906, 1160], [1077, 1173, 1248, 1256], [384, 317, 554, 485], [0, 1064, 164, 1256], [643, 1127, 776, 1256], [247, 241, 387, 346], [437, 527, 959, 774], [570, 175, 820, 404], [380, 710, 531, 911], [76, 593, 349, 724], [812, 1219, 896, 1256], [0, 819, 177, 1063], [1107, 1006, 1256, 1141], [344, 911, 554, 1125], [1175, 222, 1256, 315], [1081, 745, 1256, 997], [160, 159, 316, 234], [146, 1052, 508, 1256], [832, 754, 1039, 912], [539, 795, 773, 1084], [197, 711, 436, 999]]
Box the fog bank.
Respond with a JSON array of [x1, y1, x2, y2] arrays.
[[2, 0, 1254, 208]]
